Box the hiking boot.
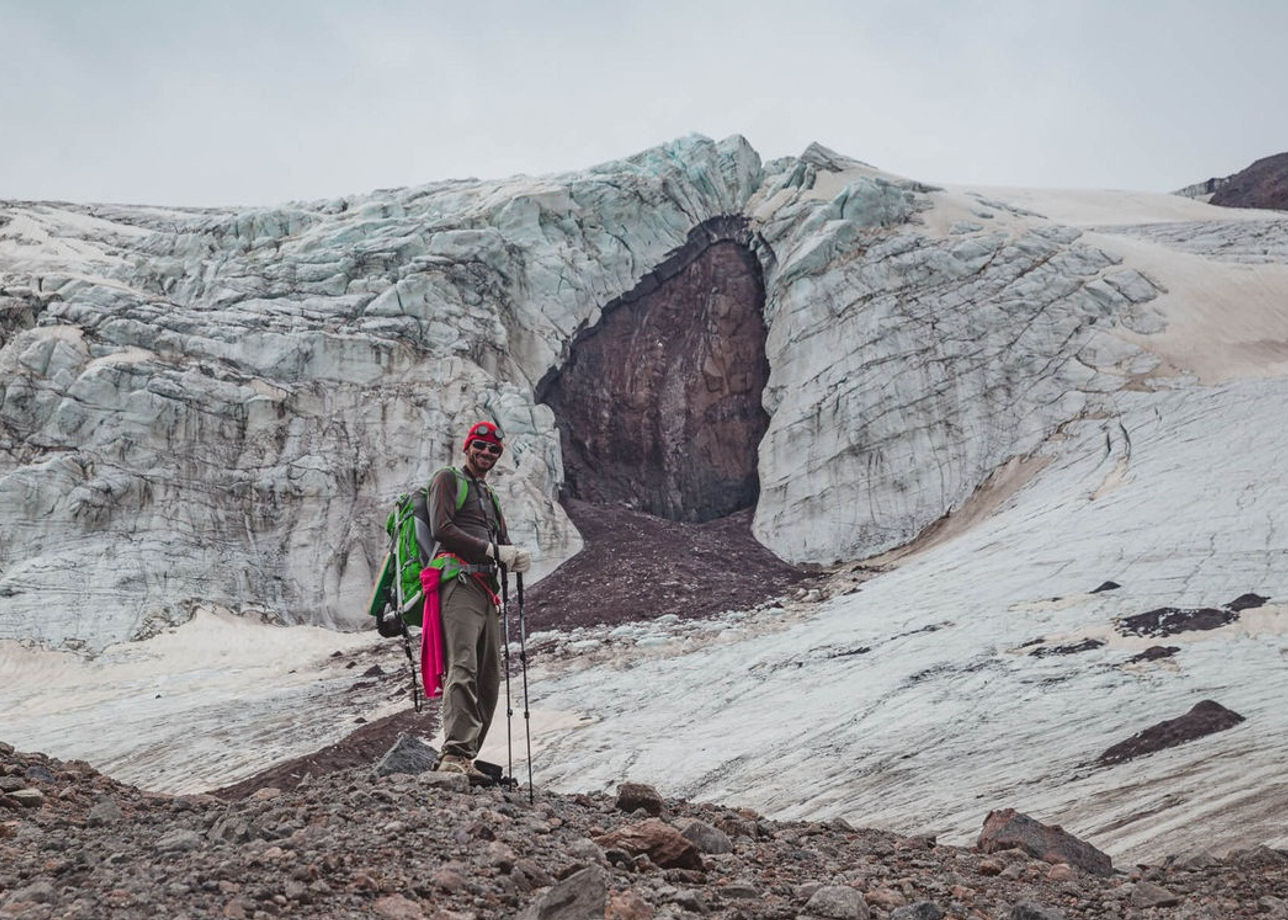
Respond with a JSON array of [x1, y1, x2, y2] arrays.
[[435, 753, 470, 773], [436, 754, 489, 784]]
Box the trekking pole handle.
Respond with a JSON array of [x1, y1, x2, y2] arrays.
[[490, 539, 510, 577]]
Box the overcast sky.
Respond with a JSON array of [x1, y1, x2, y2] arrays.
[[3, 0, 1285, 207]]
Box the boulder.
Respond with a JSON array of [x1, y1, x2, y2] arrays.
[[517, 864, 609, 920], [977, 808, 1112, 877], [154, 827, 203, 853], [87, 797, 124, 826], [1130, 881, 1181, 909], [680, 818, 733, 854], [804, 884, 869, 919], [615, 782, 665, 816], [593, 818, 703, 871], [4, 788, 44, 809], [372, 733, 439, 778]]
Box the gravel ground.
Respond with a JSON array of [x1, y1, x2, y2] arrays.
[[5, 741, 1288, 919]]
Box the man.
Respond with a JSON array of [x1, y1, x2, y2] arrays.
[[428, 420, 531, 779]]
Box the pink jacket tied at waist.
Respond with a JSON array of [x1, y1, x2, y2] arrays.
[[419, 567, 446, 698]]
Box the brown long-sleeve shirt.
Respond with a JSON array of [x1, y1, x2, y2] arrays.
[[427, 466, 508, 564]]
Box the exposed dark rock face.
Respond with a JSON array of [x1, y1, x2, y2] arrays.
[[539, 218, 770, 523], [1210, 153, 1288, 211], [1098, 699, 1246, 766]]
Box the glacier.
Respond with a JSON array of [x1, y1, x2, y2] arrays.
[[2, 135, 1287, 863]]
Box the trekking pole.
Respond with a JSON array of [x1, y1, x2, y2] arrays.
[[399, 619, 422, 713], [516, 572, 534, 804], [498, 549, 514, 786]]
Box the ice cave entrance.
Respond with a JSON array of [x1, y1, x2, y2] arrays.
[[537, 217, 770, 523]]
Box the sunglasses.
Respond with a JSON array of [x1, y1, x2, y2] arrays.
[[469, 440, 503, 455]]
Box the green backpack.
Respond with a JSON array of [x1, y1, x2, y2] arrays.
[[367, 467, 503, 636]]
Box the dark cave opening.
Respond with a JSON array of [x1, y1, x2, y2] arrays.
[[536, 217, 771, 523]]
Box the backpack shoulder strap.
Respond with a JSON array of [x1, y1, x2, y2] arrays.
[[438, 465, 503, 531], [484, 481, 504, 532], [454, 468, 470, 511], [428, 466, 470, 511], [411, 489, 433, 566]]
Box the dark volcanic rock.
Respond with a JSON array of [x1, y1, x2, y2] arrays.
[[1029, 638, 1105, 657], [541, 217, 770, 523], [1117, 606, 1237, 637], [1126, 645, 1180, 664], [1098, 699, 1246, 766], [977, 808, 1114, 876], [1226, 592, 1269, 611], [1210, 153, 1288, 211]]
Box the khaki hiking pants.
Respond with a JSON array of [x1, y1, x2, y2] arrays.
[[439, 575, 501, 760]]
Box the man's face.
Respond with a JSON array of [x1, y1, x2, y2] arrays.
[[465, 438, 502, 472]]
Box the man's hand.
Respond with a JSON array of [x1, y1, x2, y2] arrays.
[[488, 543, 532, 573]]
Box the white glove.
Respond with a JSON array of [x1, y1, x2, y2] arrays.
[[490, 544, 532, 573]]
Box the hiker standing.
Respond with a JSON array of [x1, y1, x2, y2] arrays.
[[429, 421, 531, 778]]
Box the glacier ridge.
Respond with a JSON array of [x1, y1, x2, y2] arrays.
[[0, 135, 1271, 652]]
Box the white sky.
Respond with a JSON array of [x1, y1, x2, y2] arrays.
[[2, 0, 1286, 208]]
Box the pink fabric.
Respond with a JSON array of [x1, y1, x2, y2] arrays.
[[419, 567, 446, 698]]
